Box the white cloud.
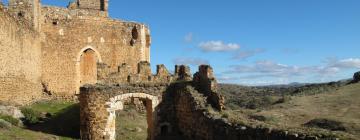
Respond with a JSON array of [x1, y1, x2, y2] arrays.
[[327, 58, 360, 69], [198, 41, 240, 52], [173, 57, 209, 66], [225, 59, 354, 77], [184, 32, 193, 43], [217, 76, 239, 82], [232, 48, 265, 60], [219, 58, 360, 85]]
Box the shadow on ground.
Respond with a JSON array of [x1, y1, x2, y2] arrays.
[[28, 104, 80, 139]]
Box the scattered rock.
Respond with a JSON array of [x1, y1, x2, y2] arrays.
[[304, 118, 346, 131], [0, 105, 24, 119], [134, 127, 142, 132], [353, 71, 360, 83]]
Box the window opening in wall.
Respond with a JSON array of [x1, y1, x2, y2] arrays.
[[160, 125, 169, 136], [130, 26, 139, 46], [100, 0, 105, 11], [17, 12, 24, 17], [52, 20, 59, 25]]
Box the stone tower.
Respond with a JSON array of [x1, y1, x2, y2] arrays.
[[8, 0, 41, 31], [76, 0, 108, 16]]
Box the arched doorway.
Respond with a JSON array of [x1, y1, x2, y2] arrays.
[[80, 49, 98, 86], [76, 47, 102, 94], [105, 93, 159, 140]]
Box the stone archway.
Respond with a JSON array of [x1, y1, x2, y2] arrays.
[[75, 46, 102, 94], [105, 93, 159, 140]]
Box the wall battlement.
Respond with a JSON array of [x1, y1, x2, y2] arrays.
[[97, 62, 225, 110], [97, 62, 215, 85]]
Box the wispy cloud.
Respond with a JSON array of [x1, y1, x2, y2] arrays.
[[184, 32, 193, 43], [232, 48, 265, 60], [198, 41, 240, 52], [225, 58, 360, 78], [216, 74, 240, 82], [173, 57, 209, 66], [326, 58, 360, 69]]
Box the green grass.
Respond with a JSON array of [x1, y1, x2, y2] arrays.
[[0, 126, 76, 140], [115, 105, 148, 140], [0, 101, 79, 140], [0, 114, 20, 126], [220, 82, 360, 139], [29, 101, 75, 115]]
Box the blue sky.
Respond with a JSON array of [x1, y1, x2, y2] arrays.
[[4, 0, 360, 85]]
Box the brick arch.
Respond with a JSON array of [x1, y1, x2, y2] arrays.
[[75, 46, 102, 94], [76, 46, 102, 63], [105, 93, 159, 140]]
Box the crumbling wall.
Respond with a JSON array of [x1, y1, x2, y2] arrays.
[[0, 8, 42, 104], [79, 84, 167, 140], [193, 65, 225, 110], [7, 0, 41, 31], [97, 62, 173, 84], [171, 85, 340, 140]]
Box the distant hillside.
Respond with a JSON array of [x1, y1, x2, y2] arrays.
[[219, 78, 353, 109], [218, 73, 360, 139]]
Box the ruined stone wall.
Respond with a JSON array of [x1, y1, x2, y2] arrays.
[[193, 65, 225, 110], [79, 65, 227, 140], [171, 85, 339, 140], [40, 6, 151, 96], [0, 7, 42, 104], [97, 62, 172, 85], [76, 0, 108, 15], [79, 84, 168, 140], [7, 0, 41, 31]]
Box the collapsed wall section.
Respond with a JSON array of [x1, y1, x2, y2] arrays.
[[0, 8, 42, 104], [171, 85, 342, 140]]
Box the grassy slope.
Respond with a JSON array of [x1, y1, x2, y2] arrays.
[[254, 82, 360, 137], [0, 101, 77, 140], [219, 82, 360, 139]]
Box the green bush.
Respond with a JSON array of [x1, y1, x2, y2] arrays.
[[0, 119, 12, 129], [0, 114, 20, 126], [221, 112, 230, 118], [21, 108, 41, 125]]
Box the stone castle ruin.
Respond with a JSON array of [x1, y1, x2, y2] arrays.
[[1, 0, 150, 104], [0, 0, 341, 140]]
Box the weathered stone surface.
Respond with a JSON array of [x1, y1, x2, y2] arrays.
[[0, 0, 151, 104], [0, 105, 24, 119]]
